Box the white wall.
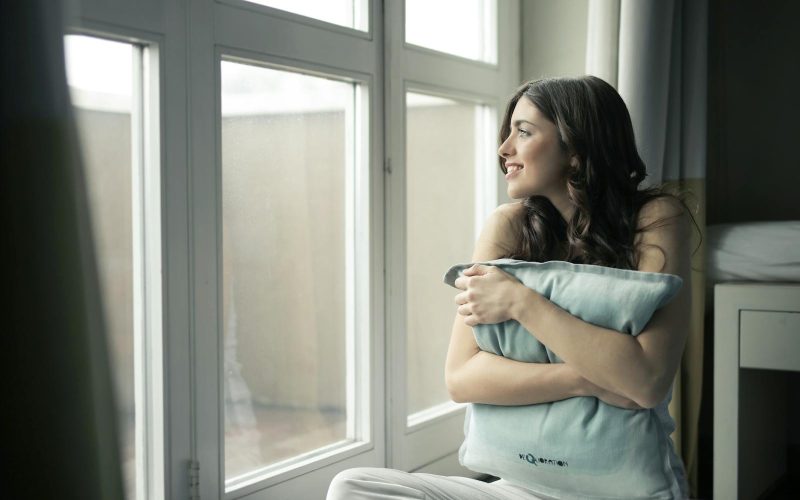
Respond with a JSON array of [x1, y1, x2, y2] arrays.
[[520, 0, 589, 81]]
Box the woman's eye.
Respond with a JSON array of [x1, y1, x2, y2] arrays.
[[518, 128, 530, 137]]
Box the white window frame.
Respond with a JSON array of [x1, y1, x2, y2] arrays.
[[61, 20, 167, 500], [191, 1, 388, 498], [63, 0, 520, 498], [213, 49, 378, 499], [63, 2, 190, 498]]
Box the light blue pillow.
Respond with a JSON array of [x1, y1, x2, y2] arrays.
[[443, 259, 685, 500]]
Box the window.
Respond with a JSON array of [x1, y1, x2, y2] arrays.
[[65, 1, 518, 498], [405, 0, 498, 63], [64, 34, 163, 500], [220, 61, 368, 490], [239, 0, 369, 30], [405, 92, 491, 423]]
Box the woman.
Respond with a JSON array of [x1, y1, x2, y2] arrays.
[[327, 76, 697, 499]]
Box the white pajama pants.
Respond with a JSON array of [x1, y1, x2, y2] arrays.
[[326, 467, 554, 500]]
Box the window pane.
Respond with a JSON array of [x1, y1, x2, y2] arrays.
[[242, 0, 368, 31], [405, 0, 497, 63], [65, 35, 137, 500], [406, 92, 481, 419], [221, 61, 355, 483]]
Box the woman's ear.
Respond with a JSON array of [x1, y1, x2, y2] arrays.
[[569, 154, 580, 168]]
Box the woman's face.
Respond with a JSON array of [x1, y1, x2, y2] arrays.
[[498, 97, 571, 200]]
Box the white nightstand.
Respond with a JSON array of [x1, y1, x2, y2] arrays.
[[714, 283, 800, 499]]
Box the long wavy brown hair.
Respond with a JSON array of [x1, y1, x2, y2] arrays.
[[499, 76, 700, 270]]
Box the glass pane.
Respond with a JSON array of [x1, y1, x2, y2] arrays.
[[242, 0, 367, 31], [65, 35, 137, 500], [405, 0, 497, 62], [221, 61, 354, 482], [406, 92, 480, 419]]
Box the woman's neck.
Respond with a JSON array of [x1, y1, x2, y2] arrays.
[[547, 190, 576, 223]]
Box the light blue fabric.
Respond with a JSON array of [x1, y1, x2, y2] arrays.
[[443, 259, 686, 500]]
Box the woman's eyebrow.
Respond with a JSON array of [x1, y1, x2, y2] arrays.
[[512, 119, 537, 128]]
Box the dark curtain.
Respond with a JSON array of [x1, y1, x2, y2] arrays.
[[1, 1, 124, 499]]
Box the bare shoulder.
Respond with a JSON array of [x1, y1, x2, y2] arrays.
[[635, 196, 691, 274], [473, 203, 525, 261], [495, 201, 527, 220], [636, 196, 687, 229], [486, 202, 526, 232]]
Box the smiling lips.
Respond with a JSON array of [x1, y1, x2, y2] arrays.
[[505, 163, 523, 179]]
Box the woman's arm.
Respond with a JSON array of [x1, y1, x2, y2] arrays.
[[457, 197, 691, 409], [445, 203, 640, 408], [445, 333, 584, 405]]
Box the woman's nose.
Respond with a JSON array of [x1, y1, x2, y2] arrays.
[[497, 136, 513, 158]]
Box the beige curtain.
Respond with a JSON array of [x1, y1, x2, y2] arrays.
[[2, 1, 124, 498], [586, 0, 708, 496]]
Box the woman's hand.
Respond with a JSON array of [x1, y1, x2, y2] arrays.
[[453, 264, 531, 327], [581, 377, 644, 410]]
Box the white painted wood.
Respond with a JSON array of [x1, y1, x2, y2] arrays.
[[214, 3, 376, 76], [159, 4, 194, 499], [714, 283, 800, 500], [77, 0, 165, 33], [216, 0, 372, 36], [186, 3, 222, 499], [131, 41, 148, 500], [714, 284, 740, 500], [740, 311, 800, 371], [141, 40, 166, 500]]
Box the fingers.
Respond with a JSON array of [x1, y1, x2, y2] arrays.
[[463, 264, 482, 276], [463, 314, 478, 327], [454, 274, 480, 290], [462, 264, 492, 276], [455, 267, 490, 289], [454, 266, 490, 327], [456, 296, 482, 325], [455, 264, 496, 288]]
